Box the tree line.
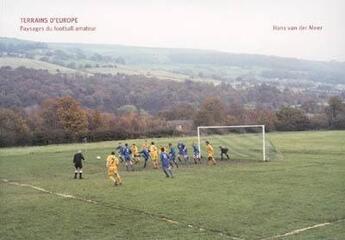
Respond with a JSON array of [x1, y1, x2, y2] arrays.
[[0, 67, 336, 113], [1, 95, 344, 147]]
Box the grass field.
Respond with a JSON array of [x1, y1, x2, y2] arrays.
[[0, 131, 344, 240]]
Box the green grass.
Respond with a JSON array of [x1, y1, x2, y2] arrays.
[[0, 131, 344, 240]]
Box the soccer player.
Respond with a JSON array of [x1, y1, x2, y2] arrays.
[[182, 144, 190, 165], [192, 143, 201, 164], [168, 143, 178, 168], [116, 143, 124, 163], [206, 141, 216, 165], [131, 143, 140, 164], [106, 151, 122, 186], [139, 146, 150, 168], [123, 143, 133, 171], [149, 142, 159, 169], [142, 140, 148, 149], [160, 147, 174, 178], [73, 150, 85, 179], [177, 142, 189, 164], [219, 146, 230, 160], [177, 142, 184, 163]]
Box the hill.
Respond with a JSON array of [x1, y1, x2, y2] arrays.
[[1, 37, 345, 87], [0, 37, 344, 135], [0, 66, 316, 112]]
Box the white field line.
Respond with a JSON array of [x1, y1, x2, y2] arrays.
[[260, 220, 344, 240], [1, 178, 243, 240], [2, 178, 342, 240], [2, 178, 97, 204]]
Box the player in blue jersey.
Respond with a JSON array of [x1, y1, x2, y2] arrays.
[[192, 143, 201, 164], [139, 145, 150, 168], [168, 143, 178, 168], [160, 147, 174, 178], [177, 142, 190, 165], [182, 144, 190, 165], [177, 143, 185, 164], [115, 143, 124, 163], [123, 143, 133, 171]]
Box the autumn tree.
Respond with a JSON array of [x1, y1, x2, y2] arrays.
[[40, 98, 60, 130], [194, 97, 226, 127], [243, 108, 277, 131], [275, 107, 310, 131], [0, 108, 30, 146], [325, 96, 345, 128], [87, 109, 104, 131], [55, 96, 88, 139], [158, 103, 196, 120]]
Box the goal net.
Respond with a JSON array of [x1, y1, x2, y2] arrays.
[[197, 125, 276, 162]]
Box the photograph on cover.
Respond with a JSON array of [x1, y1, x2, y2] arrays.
[[0, 0, 344, 239]]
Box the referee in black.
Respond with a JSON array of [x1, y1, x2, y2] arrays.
[[73, 150, 85, 179]]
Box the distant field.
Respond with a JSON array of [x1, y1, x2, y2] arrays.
[[0, 57, 221, 83], [0, 56, 259, 84], [86, 64, 221, 84], [0, 57, 81, 74], [0, 131, 344, 240], [85, 63, 264, 84], [86, 65, 190, 82]]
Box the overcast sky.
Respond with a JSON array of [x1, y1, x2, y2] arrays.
[[1, 0, 344, 61]]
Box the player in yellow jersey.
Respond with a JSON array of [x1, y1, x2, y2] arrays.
[[142, 140, 148, 149], [149, 142, 159, 169], [206, 141, 216, 165], [131, 143, 140, 164], [106, 151, 122, 186]]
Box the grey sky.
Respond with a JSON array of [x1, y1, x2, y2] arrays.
[[1, 0, 344, 61]]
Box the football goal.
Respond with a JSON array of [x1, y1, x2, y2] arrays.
[[197, 125, 273, 161]]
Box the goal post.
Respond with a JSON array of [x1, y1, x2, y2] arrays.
[[197, 125, 267, 162]]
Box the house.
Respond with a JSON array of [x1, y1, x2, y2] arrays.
[[166, 120, 193, 133]]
